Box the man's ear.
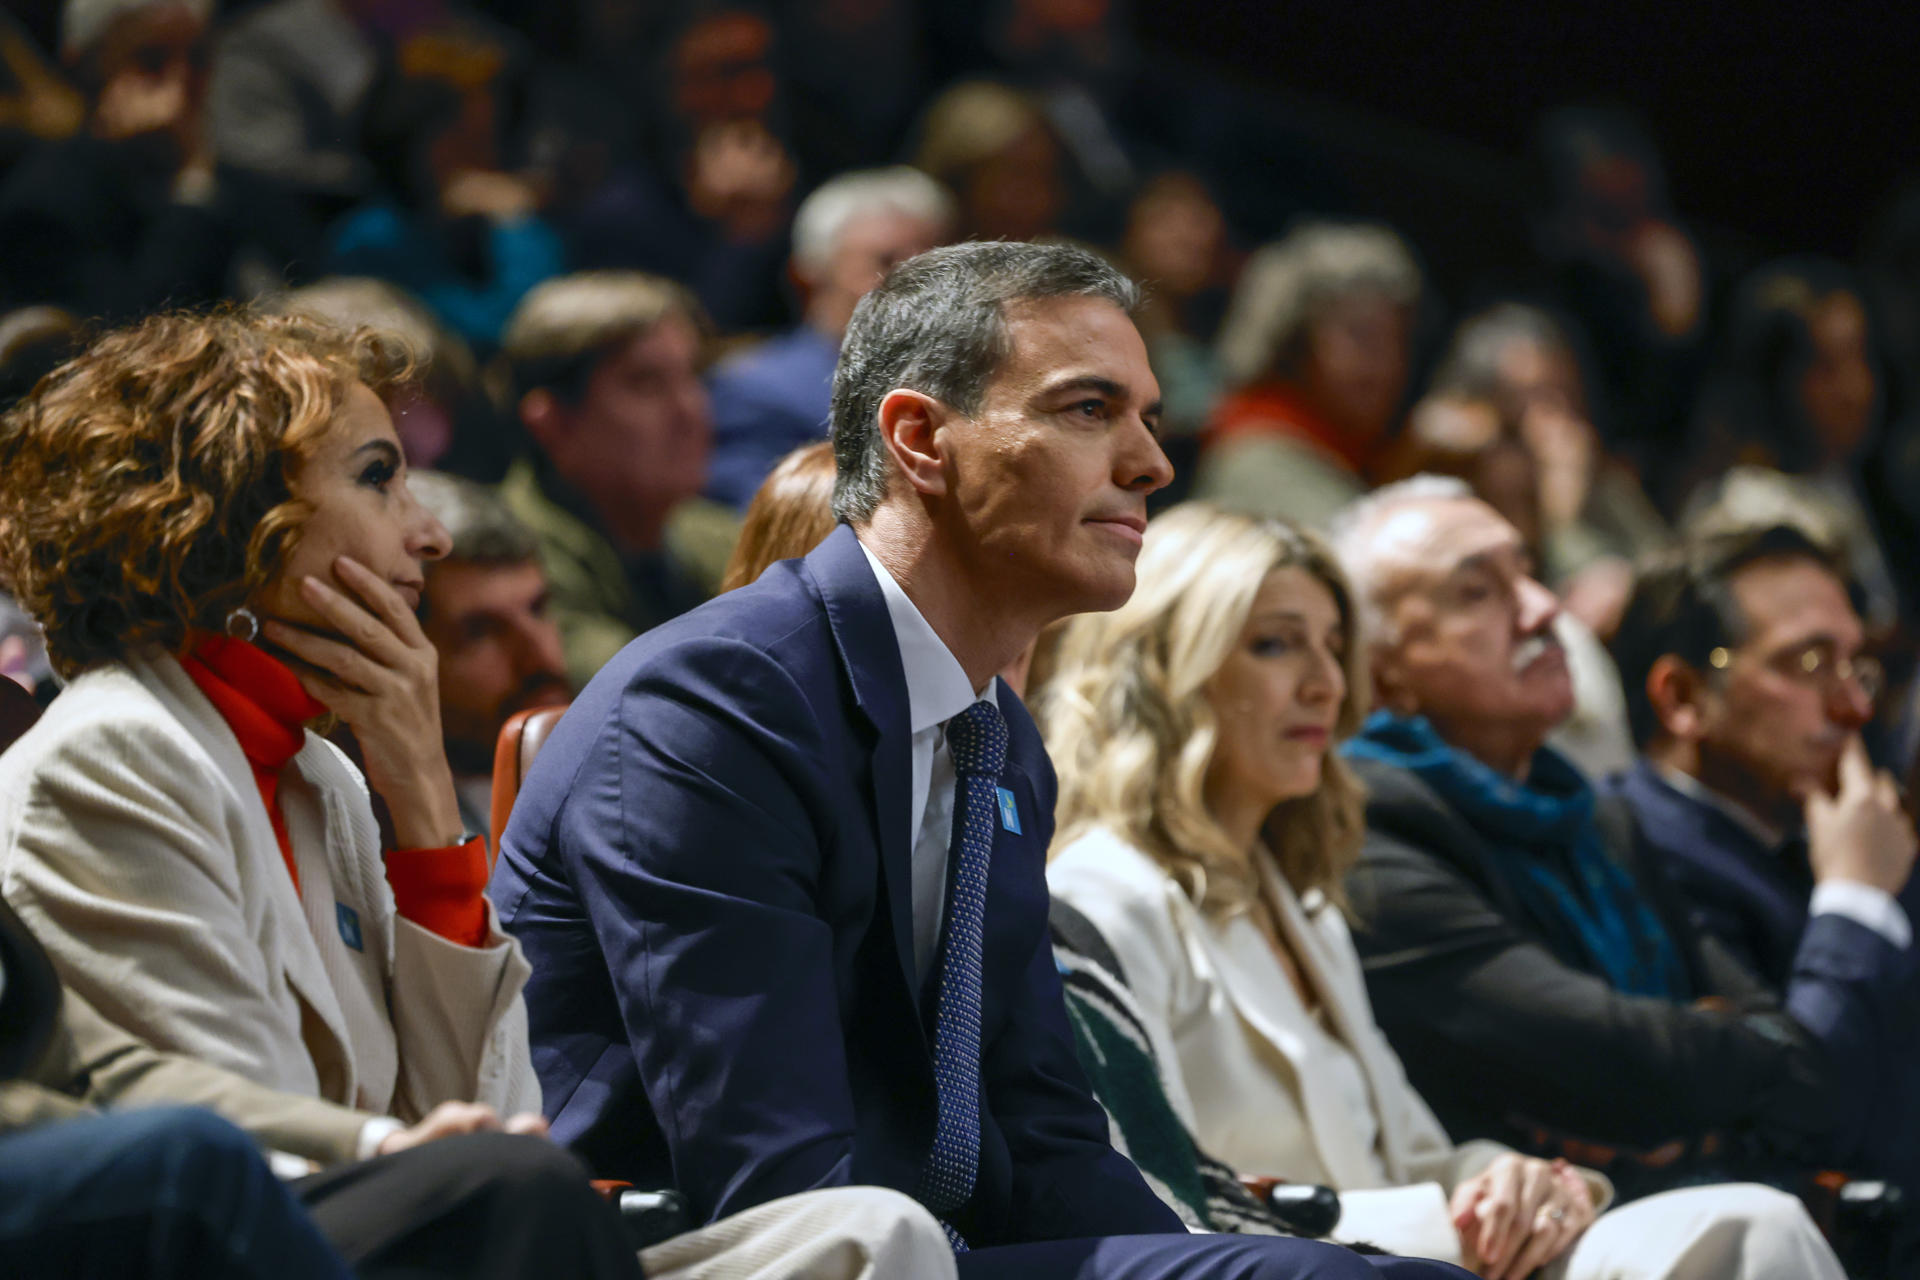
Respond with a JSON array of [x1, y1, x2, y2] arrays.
[[877, 388, 950, 498], [518, 389, 564, 454], [1646, 653, 1708, 741]]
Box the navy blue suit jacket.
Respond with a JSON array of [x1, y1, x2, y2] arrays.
[[1605, 761, 1813, 989], [490, 525, 1180, 1243]]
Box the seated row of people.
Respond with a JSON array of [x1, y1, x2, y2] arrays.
[[0, 241, 1913, 1278]]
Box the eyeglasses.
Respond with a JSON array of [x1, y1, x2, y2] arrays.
[[1707, 644, 1884, 703]]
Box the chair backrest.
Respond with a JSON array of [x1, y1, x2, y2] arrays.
[[489, 704, 570, 865], [0, 678, 42, 758]]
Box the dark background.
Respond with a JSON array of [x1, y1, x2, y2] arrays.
[[1139, 0, 1920, 260]]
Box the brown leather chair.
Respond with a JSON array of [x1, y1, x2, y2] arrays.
[[0, 677, 43, 757], [489, 704, 569, 866]]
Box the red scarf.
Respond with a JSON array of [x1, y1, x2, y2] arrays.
[[180, 631, 490, 946], [180, 632, 328, 895]]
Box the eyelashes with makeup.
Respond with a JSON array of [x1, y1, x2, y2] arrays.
[[358, 459, 398, 491]]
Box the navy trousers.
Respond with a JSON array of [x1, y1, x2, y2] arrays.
[[0, 1106, 351, 1280]]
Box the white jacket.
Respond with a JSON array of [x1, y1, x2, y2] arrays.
[[0, 651, 538, 1121], [1048, 826, 1609, 1261]]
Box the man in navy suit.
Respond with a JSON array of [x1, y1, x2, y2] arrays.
[[491, 242, 1458, 1277], [1606, 521, 1913, 990]]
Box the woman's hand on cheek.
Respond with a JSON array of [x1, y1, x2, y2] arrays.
[[262, 555, 463, 850]]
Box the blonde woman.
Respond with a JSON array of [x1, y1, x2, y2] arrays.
[[1040, 503, 1844, 1280]]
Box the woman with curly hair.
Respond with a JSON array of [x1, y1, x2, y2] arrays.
[[0, 311, 668, 1280], [1039, 504, 1845, 1280]]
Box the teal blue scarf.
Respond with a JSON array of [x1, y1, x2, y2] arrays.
[[1344, 712, 1687, 1000]]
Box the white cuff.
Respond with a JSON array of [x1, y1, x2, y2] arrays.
[[356, 1116, 406, 1161], [1811, 880, 1912, 950]]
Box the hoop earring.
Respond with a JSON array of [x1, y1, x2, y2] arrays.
[[224, 607, 260, 642]]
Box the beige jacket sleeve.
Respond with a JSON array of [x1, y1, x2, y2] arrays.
[[33, 987, 372, 1166], [385, 911, 538, 1117]]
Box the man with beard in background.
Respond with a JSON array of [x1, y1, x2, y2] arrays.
[[411, 471, 570, 840]]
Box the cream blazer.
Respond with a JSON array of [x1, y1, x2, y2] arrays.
[[1048, 827, 1609, 1261], [0, 652, 538, 1123]]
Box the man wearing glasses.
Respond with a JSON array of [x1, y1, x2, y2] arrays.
[[1329, 481, 1918, 1207], [1608, 522, 1905, 990]]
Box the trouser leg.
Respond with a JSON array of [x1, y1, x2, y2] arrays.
[[294, 1130, 642, 1280], [0, 1105, 352, 1280], [640, 1185, 958, 1280], [1552, 1182, 1845, 1280]]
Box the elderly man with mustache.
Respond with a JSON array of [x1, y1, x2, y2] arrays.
[[1328, 476, 1919, 1212]]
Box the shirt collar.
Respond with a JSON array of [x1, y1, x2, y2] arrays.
[[1652, 762, 1788, 849], [858, 538, 995, 734]]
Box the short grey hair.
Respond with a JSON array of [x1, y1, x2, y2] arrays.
[[1216, 221, 1421, 389], [408, 470, 540, 567], [791, 167, 955, 282], [1431, 302, 1571, 399], [1327, 474, 1474, 646], [830, 240, 1140, 524]]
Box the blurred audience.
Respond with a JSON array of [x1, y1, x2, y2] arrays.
[[1329, 477, 1918, 1200], [499, 270, 736, 686], [0, 0, 244, 321], [0, 12, 82, 167], [1121, 170, 1232, 441], [704, 165, 952, 510], [270, 276, 495, 475], [327, 28, 562, 348], [913, 79, 1068, 243], [1685, 258, 1906, 632], [203, 0, 381, 278], [1428, 302, 1669, 639], [560, 5, 796, 332], [1532, 106, 1708, 468], [1199, 222, 1420, 529], [409, 470, 569, 839], [1607, 523, 1894, 990]]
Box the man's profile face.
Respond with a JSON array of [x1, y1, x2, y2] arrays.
[[941, 295, 1171, 619], [1697, 555, 1873, 803], [560, 316, 711, 514], [420, 559, 570, 773], [1377, 498, 1574, 744]]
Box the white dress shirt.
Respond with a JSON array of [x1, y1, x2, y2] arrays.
[[859, 541, 999, 982], [1653, 764, 1912, 949]]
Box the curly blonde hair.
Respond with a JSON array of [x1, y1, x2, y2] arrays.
[[1037, 503, 1371, 917], [0, 309, 411, 676]]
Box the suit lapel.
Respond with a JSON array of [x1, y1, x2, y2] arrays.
[[133, 654, 360, 1085], [1203, 863, 1380, 1187], [806, 526, 921, 1004]]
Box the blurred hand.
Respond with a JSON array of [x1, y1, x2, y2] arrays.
[[1451, 1153, 1594, 1280], [1629, 220, 1702, 339], [375, 1102, 549, 1155], [1558, 557, 1633, 641], [93, 64, 191, 142], [686, 121, 795, 242], [1519, 402, 1596, 533], [440, 169, 539, 221], [1807, 735, 1918, 895]]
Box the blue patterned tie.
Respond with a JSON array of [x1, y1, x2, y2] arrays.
[[920, 698, 1007, 1252]]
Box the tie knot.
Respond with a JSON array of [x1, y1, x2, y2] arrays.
[[946, 699, 1007, 779]]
